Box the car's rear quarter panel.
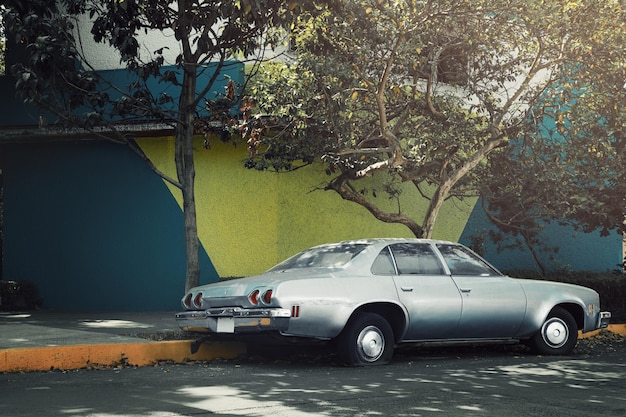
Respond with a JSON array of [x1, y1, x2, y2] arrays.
[[274, 275, 404, 339]]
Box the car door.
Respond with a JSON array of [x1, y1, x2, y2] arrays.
[[436, 243, 527, 338], [374, 243, 463, 341]]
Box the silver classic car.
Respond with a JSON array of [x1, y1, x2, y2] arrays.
[[176, 239, 611, 365]]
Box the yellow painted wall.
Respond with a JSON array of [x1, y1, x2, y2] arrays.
[[138, 137, 476, 277]]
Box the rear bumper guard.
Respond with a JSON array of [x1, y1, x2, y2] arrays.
[[176, 307, 291, 333]]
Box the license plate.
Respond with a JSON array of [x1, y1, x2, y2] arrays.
[[216, 317, 235, 333]]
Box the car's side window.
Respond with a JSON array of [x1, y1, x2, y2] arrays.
[[388, 243, 445, 275], [371, 246, 396, 275], [436, 243, 498, 276]]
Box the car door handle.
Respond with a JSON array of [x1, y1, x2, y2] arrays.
[[401, 286, 414, 292], [460, 288, 472, 294]]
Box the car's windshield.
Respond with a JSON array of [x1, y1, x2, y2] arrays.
[[268, 243, 369, 271]]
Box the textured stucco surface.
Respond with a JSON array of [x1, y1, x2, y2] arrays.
[[138, 137, 476, 277]]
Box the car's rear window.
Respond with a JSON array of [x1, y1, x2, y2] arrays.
[[268, 243, 369, 271]]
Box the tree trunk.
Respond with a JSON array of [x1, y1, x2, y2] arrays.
[[422, 136, 507, 239], [328, 174, 425, 237], [176, 64, 201, 292], [421, 180, 453, 239]]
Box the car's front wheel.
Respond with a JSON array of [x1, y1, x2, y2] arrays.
[[336, 312, 394, 366], [529, 307, 578, 355]]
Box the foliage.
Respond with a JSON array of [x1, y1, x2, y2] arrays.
[[245, 0, 626, 242], [0, 12, 5, 76], [479, 0, 626, 270], [3, 0, 321, 291]]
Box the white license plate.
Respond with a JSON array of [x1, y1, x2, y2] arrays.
[[216, 317, 235, 333]]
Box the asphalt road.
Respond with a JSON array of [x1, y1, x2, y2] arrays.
[[2, 341, 625, 417]]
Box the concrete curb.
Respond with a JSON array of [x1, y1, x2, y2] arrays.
[[2, 325, 624, 373], [0, 340, 246, 373], [579, 323, 626, 339]]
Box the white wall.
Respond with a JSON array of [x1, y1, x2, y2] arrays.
[[73, 14, 181, 70]]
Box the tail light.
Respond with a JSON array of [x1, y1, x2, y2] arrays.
[[261, 289, 273, 305], [193, 292, 204, 308], [248, 289, 260, 305], [248, 288, 273, 306]]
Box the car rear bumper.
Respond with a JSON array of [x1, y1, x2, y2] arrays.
[[176, 307, 291, 333]]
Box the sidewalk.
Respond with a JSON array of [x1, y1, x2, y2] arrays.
[[0, 310, 246, 373]]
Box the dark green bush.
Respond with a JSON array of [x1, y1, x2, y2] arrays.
[[505, 270, 626, 323], [0, 280, 43, 311]]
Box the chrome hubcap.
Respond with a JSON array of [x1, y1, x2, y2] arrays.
[[357, 325, 385, 362], [541, 317, 569, 348]]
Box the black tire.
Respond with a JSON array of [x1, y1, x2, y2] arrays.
[[529, 307, 578, 355], [336, 312, 394, 366]]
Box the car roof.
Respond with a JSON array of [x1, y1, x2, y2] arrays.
[[311, 238, 457, 247]]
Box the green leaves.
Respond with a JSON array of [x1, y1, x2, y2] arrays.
[[245, 0, 626, 240]]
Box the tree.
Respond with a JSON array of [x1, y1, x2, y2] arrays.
[[479, 0, 626, 272], [0, 4, 5, 75], [245, 0, 626, 241], [2, 0, 318, 291]]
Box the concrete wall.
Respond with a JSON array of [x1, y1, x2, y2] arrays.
[[1, 134, 621, 311], [137, 137, 474, 277], [0, 136, 474, 311]]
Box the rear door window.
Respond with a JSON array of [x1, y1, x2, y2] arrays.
[[372, 243, 444, 275], [436, 243, 500, 276]]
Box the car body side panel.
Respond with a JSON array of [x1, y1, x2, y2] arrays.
[[392, 274, 462, 340], [274, 275, 404, 339], [450, 275, 527, 338], [513, 279, 600, 337]]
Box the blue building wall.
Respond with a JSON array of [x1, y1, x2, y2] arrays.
[[1, 140, 218, 311], [0, 61, 243, 310], [0, 61, 244, 126], [459, 201, 623, 273]]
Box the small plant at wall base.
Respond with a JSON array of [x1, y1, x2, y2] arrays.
[[0, 280, 43, 311]]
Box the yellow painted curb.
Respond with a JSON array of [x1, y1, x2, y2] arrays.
[[0, 340, 246, 373], [579, 324, 626, 339]]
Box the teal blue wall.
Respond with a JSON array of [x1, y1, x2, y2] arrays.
[[1, 141, 218, 311], [460, 201, 623, 273], [0, 62, 245, 127]]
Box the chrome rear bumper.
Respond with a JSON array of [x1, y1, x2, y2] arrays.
[[176, 307, 291, 333]]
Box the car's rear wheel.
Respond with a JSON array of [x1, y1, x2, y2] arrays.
[[336, 312, 394, 366], [529, 307, 578, 355]]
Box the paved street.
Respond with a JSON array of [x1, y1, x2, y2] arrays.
[[2, 342, 625, 417]]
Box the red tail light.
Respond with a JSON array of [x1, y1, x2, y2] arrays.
[[248, 289, 260, 305], [193, 292, 203, 308], [261, 289, 273, 305]]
